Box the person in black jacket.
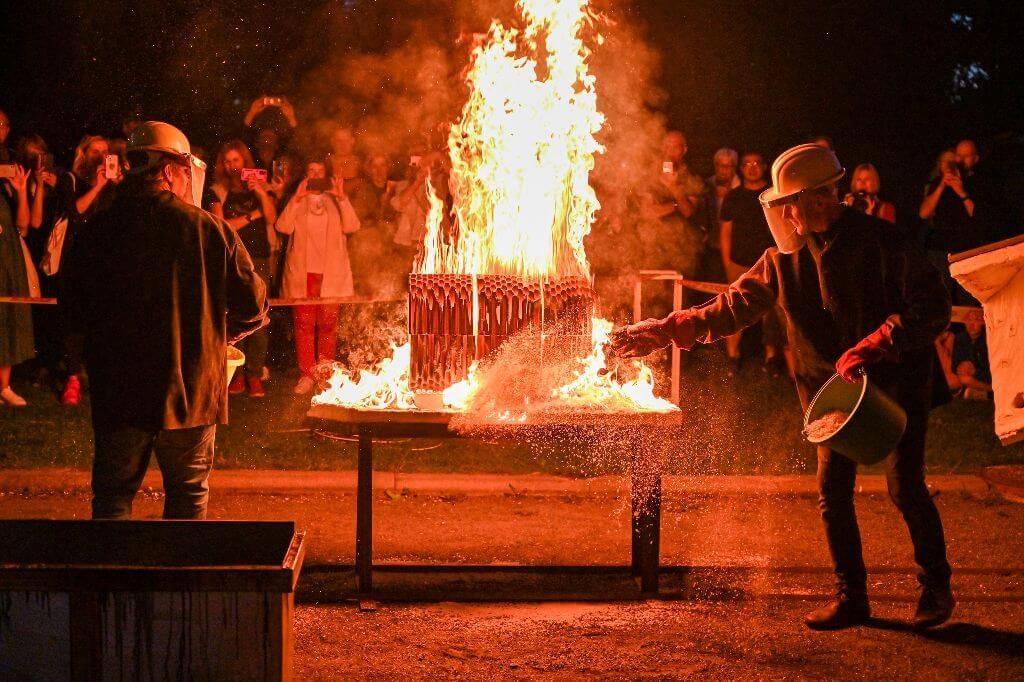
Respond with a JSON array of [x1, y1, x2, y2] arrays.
[[60, 122, 269, 520], [611, 144, 955, 631]]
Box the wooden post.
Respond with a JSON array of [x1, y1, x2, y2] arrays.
[[356, 426, 374, 597], [671, 280, 683, 406], [632, 278, 643, 323]]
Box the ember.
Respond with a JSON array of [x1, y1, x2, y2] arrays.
[[804, 410, 851, 441]]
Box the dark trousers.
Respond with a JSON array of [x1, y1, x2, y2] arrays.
[[239, 257, 270, 373], [817, 407, 951, 594], [92, 424, 216, 520]]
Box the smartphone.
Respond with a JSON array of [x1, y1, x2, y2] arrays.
[[662, 161, 674, 174], [104, 155, 120, 180], [240, 168, 268, 183], [263, 96, 283, 107], [409, 155, 422, 167], [307, 177, 331, 193], [0, 164, 16, 179]]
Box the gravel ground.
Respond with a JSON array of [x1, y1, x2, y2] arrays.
[[294, 600, 1024, 679], [3, 474, 1022, 678]]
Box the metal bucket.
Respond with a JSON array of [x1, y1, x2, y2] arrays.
[[803, 373, 907, 465], [227, 346, 245, 383]]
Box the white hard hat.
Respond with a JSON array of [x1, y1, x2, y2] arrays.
[[126, 121, 207, 207], [759, 144, 845, 253]]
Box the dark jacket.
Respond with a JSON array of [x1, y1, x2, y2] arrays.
[[671, 208, 951, 411], [60, 189, 269, 430]]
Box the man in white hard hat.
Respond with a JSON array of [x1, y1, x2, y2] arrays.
[[611, 143, 956, 630], [59, 121, 269, 520]]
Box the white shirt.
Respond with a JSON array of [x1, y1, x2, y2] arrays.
[[305, 196, 330, 274]]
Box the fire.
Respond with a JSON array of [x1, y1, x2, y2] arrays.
[[312, 343, 415, 411], [550, 319, 677, 413], [313, 1, 678, 416], [316, 318, 678, 415], [418, 0, 603, 278]]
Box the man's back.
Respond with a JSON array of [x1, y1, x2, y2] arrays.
[[61, 189, 268, 431]]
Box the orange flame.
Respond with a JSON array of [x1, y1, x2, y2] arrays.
[[312, 343, 415, 410], [316, 318, 678, 415], [314, 1, 678, 416], [419, 0, 603, 278]]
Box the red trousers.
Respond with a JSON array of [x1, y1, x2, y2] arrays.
[[293, 273, 339, 378]]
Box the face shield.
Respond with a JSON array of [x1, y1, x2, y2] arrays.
[[759, 187, 808, 254], [184, 154, 206, 208]]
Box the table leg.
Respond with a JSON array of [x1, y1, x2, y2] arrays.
[[640, 473, 662, 595], [630, 479, 641, 577], [630, 447, 662, 595], [356, 426, 373, 597]]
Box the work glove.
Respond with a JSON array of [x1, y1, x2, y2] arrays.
[[835, 322, 898, 382], [609, 312, 697, 358]]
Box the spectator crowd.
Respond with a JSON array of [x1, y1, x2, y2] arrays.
[[1, 100, 1020, 408]]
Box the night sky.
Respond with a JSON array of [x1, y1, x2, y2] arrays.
[[1, 0, 1021, 223]]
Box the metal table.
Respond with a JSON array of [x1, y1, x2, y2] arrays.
[[306, 404, 678, 599]]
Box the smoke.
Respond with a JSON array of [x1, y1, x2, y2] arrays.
[[287, 1, 682, 367], [586, 2, 700, 323]]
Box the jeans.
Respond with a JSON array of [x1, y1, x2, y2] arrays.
[[817, 406, 952, 594], [92, 424, 216, 520]]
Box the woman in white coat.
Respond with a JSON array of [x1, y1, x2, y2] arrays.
[[276, 161, 360, 394]]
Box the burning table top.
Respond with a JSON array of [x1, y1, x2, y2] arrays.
[[311, 316, 679, 419]]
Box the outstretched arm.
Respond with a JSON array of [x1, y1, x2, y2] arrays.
[[611, 254, 780, 357]]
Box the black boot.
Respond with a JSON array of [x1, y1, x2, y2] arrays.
[[805, 591, 871, 631], [914, 583, 955, 629]]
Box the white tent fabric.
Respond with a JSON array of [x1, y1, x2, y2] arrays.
[[951, 236, 1024, 445]]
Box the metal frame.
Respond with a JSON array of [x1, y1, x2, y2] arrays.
[[306, 408, 669, 599]]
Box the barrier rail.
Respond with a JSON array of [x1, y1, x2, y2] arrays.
[[0, 295, 405, 306], [3, 276, 983, 410], [632, 272, 983, 405]]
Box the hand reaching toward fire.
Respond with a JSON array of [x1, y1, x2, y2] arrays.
[[609, 318, 673, 358], [609, 312, 700, 358]]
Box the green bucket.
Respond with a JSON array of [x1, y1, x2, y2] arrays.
[[803, 373, 907, 465]]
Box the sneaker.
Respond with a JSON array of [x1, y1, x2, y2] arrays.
[[805, 592, 871, 630], [294, 375, 316, 395], [247, 376, 266, 398], [914, 583, 955, 629], [228, 373, 246, 395], [1, 386, 28, 407], [61, 375, 81, 406]]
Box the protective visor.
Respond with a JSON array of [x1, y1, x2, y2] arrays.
[[185, 155, 207, 208], [125, 150, 207, 208], [758, 187, 807, 254]]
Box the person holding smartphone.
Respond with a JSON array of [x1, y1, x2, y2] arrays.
[[208, 140, 278, 398], [52, 135, 120, 406], [0, 164, 38, 407], [275, 160, 360, 394]]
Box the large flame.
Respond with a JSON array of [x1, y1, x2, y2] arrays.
[[418, 0, 603, 278], [315, 1, 678, 416], [317, 318, 679, 415]]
